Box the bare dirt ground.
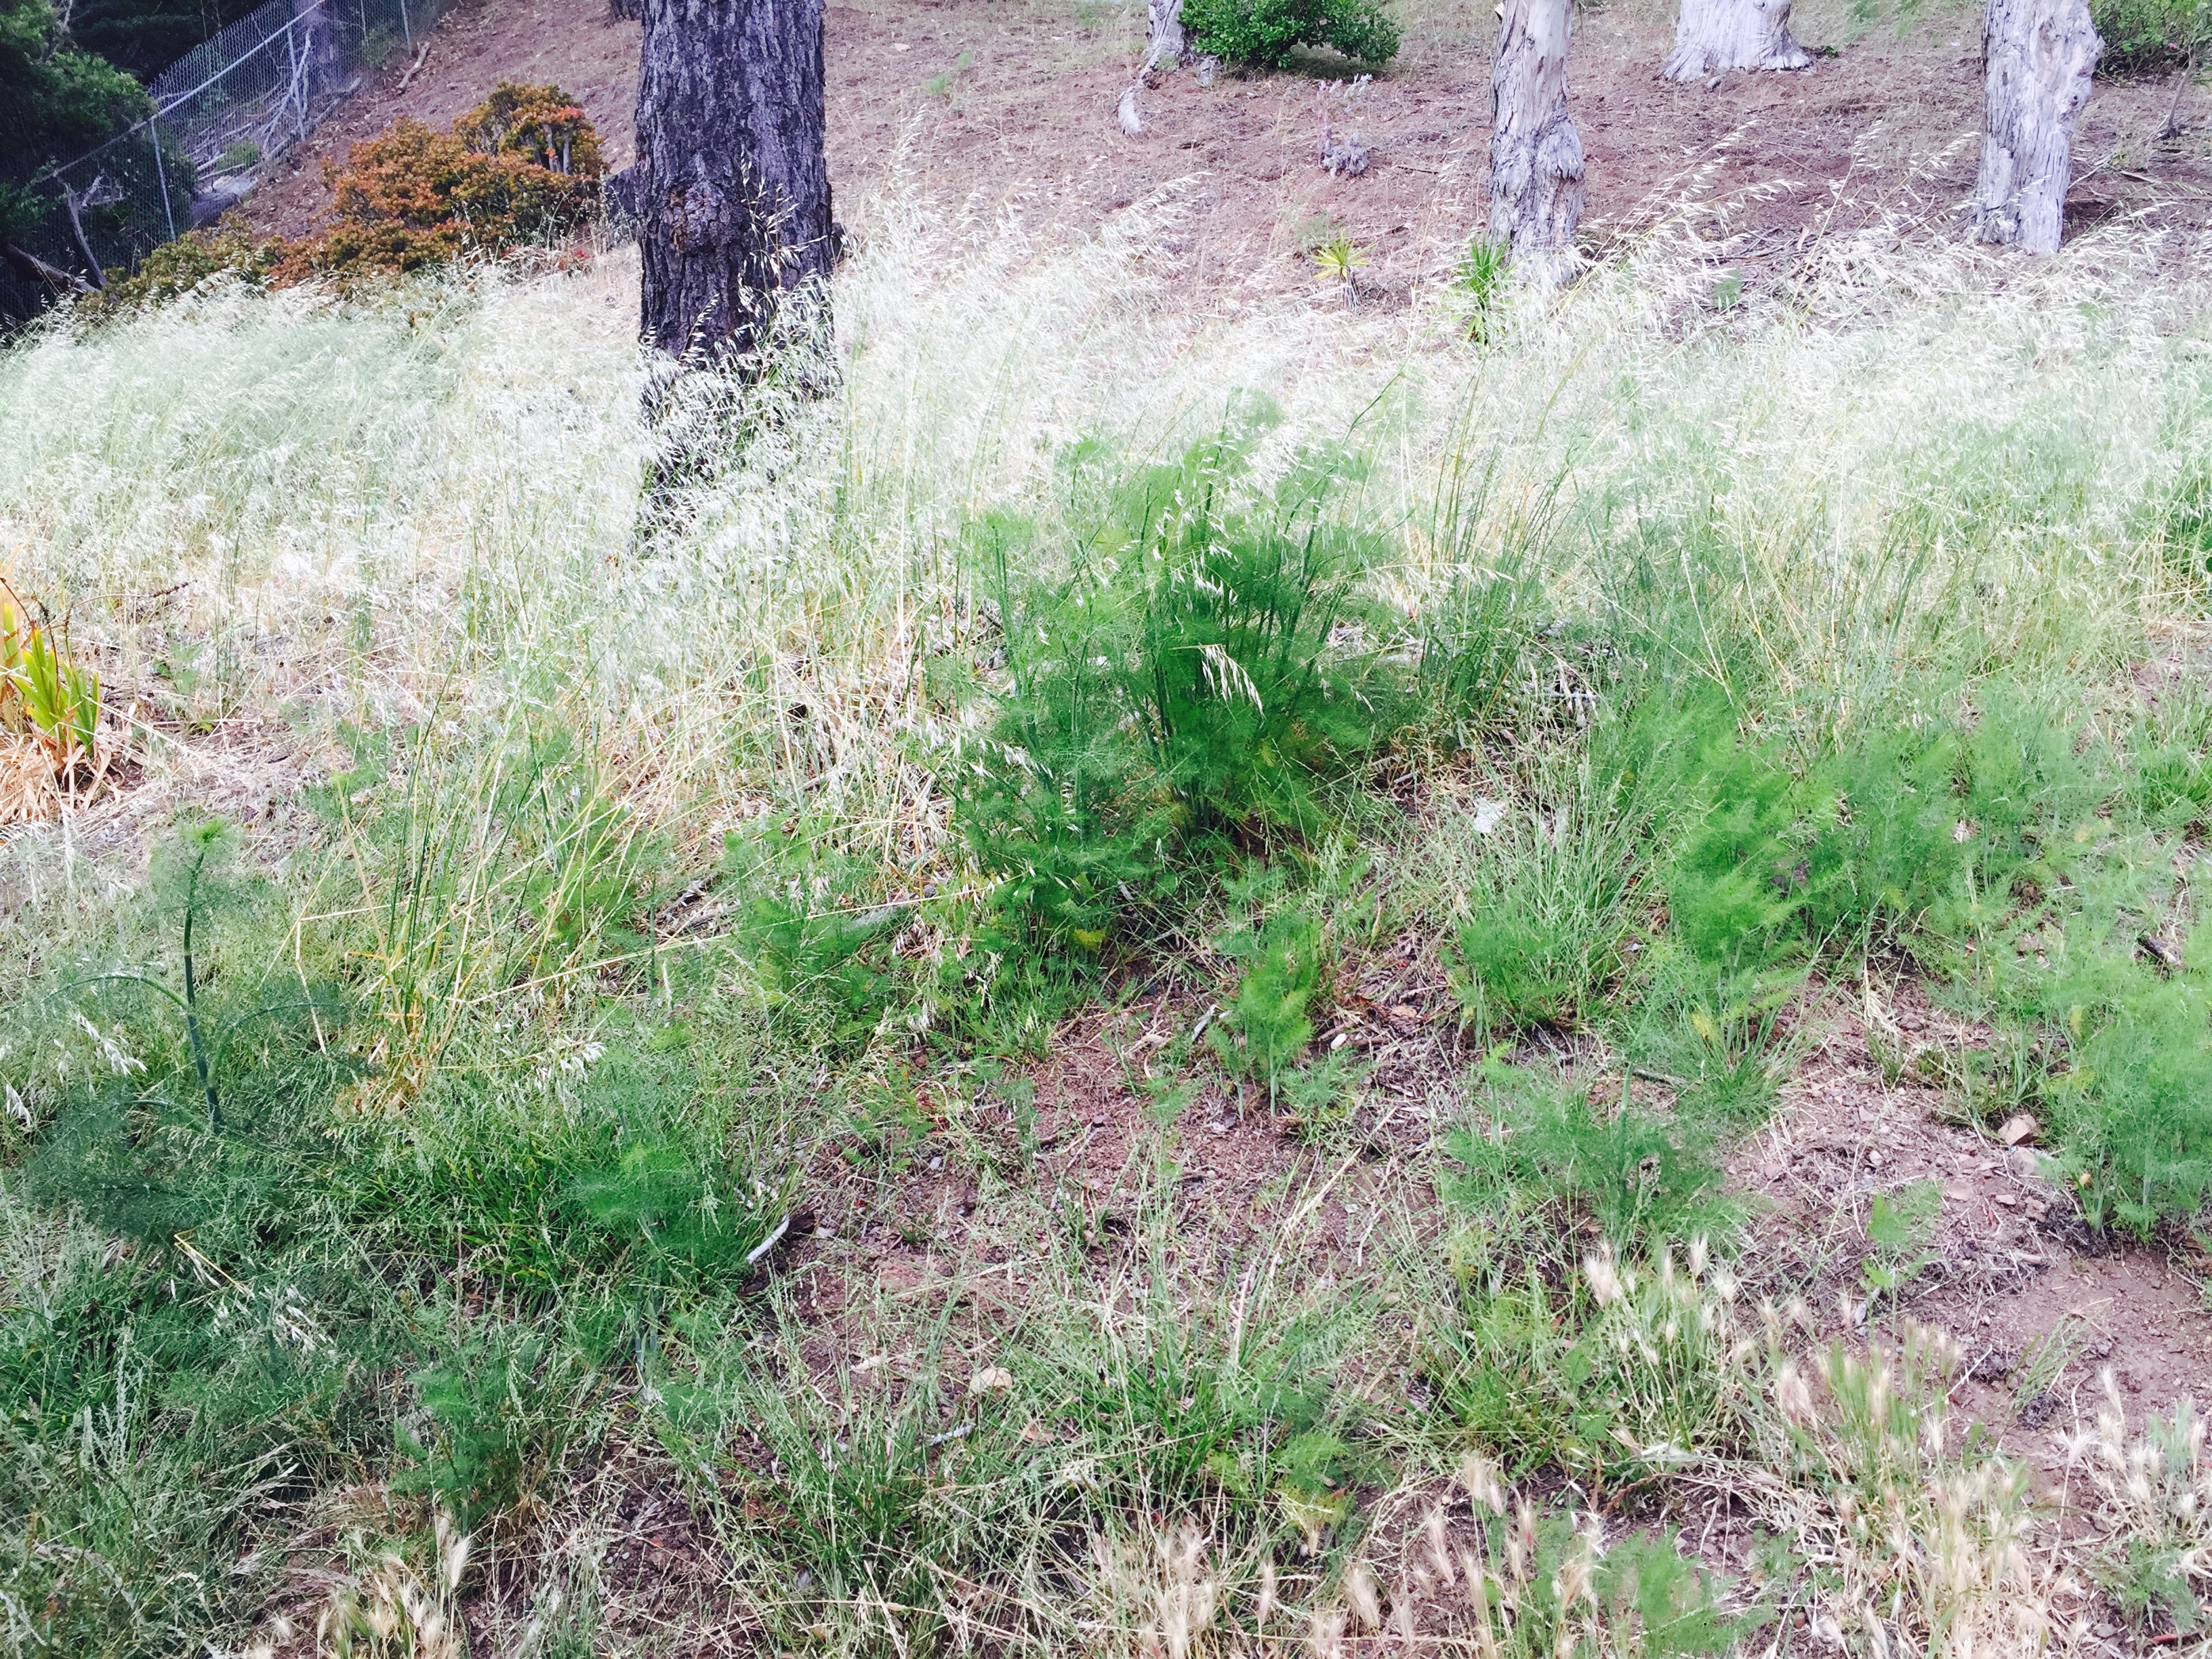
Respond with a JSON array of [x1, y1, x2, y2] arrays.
[[241, 0, 2212, 297], [1735, 979, 2212, 1481]]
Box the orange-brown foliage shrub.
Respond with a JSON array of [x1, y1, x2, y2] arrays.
[[271, 81, 603, 284]]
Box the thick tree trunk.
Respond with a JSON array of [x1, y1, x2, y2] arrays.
[[634, 0, 835, 362], [1662, 0, 1809, 80], [1970, 0, 2100, 253], [1490, 0, 1584, 279]]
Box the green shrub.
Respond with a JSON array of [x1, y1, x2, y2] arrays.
[[85, 224, 285, 312], [1181, 0, 1401, 66], [948, 410, 1430, 954], [2089, 0, 2207, 70], [726, 823, 905, 1048], [399, 1330, 586, 1530], [2004, 924, 2212, 1236]]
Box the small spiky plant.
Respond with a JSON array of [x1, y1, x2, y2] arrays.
[[1311, 234, 1367, 304]]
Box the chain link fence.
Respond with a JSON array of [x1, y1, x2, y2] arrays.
[[14, 0, 459, 291]]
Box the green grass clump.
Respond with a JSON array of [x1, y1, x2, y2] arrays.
[[1210, 906, 1328, 1093], [1180, 0, 1400, 66], [0, 815, 795, 1654]]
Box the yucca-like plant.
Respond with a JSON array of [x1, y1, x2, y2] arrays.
[[0, 590, 102, 803], [13, 623, 100, 762]]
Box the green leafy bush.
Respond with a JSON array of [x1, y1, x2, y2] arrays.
[[400, 1331, 583, 1530], [726, 824, 905, 1047], [83, 223, 285, 312], [1181, 0, 1401, 66], [2089, 0, 2207, 71], [2000, 922, 2212, 1236]]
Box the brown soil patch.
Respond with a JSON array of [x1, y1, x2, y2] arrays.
[[1732, 979, 2212, 1486], [783, 928, 1470, 1336]]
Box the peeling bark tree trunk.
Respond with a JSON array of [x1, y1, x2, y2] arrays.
[[1490, 0, 1584, 279], [1662, 0, 1809, 80], [634, 0, 835, 362], [1970, 0, 2100, 253], [1145, 0, 1185, 68]]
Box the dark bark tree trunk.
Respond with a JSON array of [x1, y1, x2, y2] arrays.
[[1662, 0, 1809, 81], [1490, 0, 1584, 281], [1970, 0, 2100, 253], [634, 0, 836, 363]]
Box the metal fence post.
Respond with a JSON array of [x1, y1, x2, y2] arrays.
[[148, 111, 180, 241], [399, 0, 413, 49]]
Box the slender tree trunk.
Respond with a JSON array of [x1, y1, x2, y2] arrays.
[[1662, 0, 1809, 80], [634, 0, 836, 362], [1490, 0, 1584, 279], [59, 179, 110, 289], [1970, 0, 2100, 253], [2158, 43, 2199, 140], [291, 0, 335, 104], [1118, 0, 1185, 135]]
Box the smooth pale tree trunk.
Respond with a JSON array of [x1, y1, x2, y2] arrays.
[[1969, 0, 2100, 253], [634, 0, 836, 361], [1490, 0, 1585, 279], [1662, 0, 1809, 80]]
